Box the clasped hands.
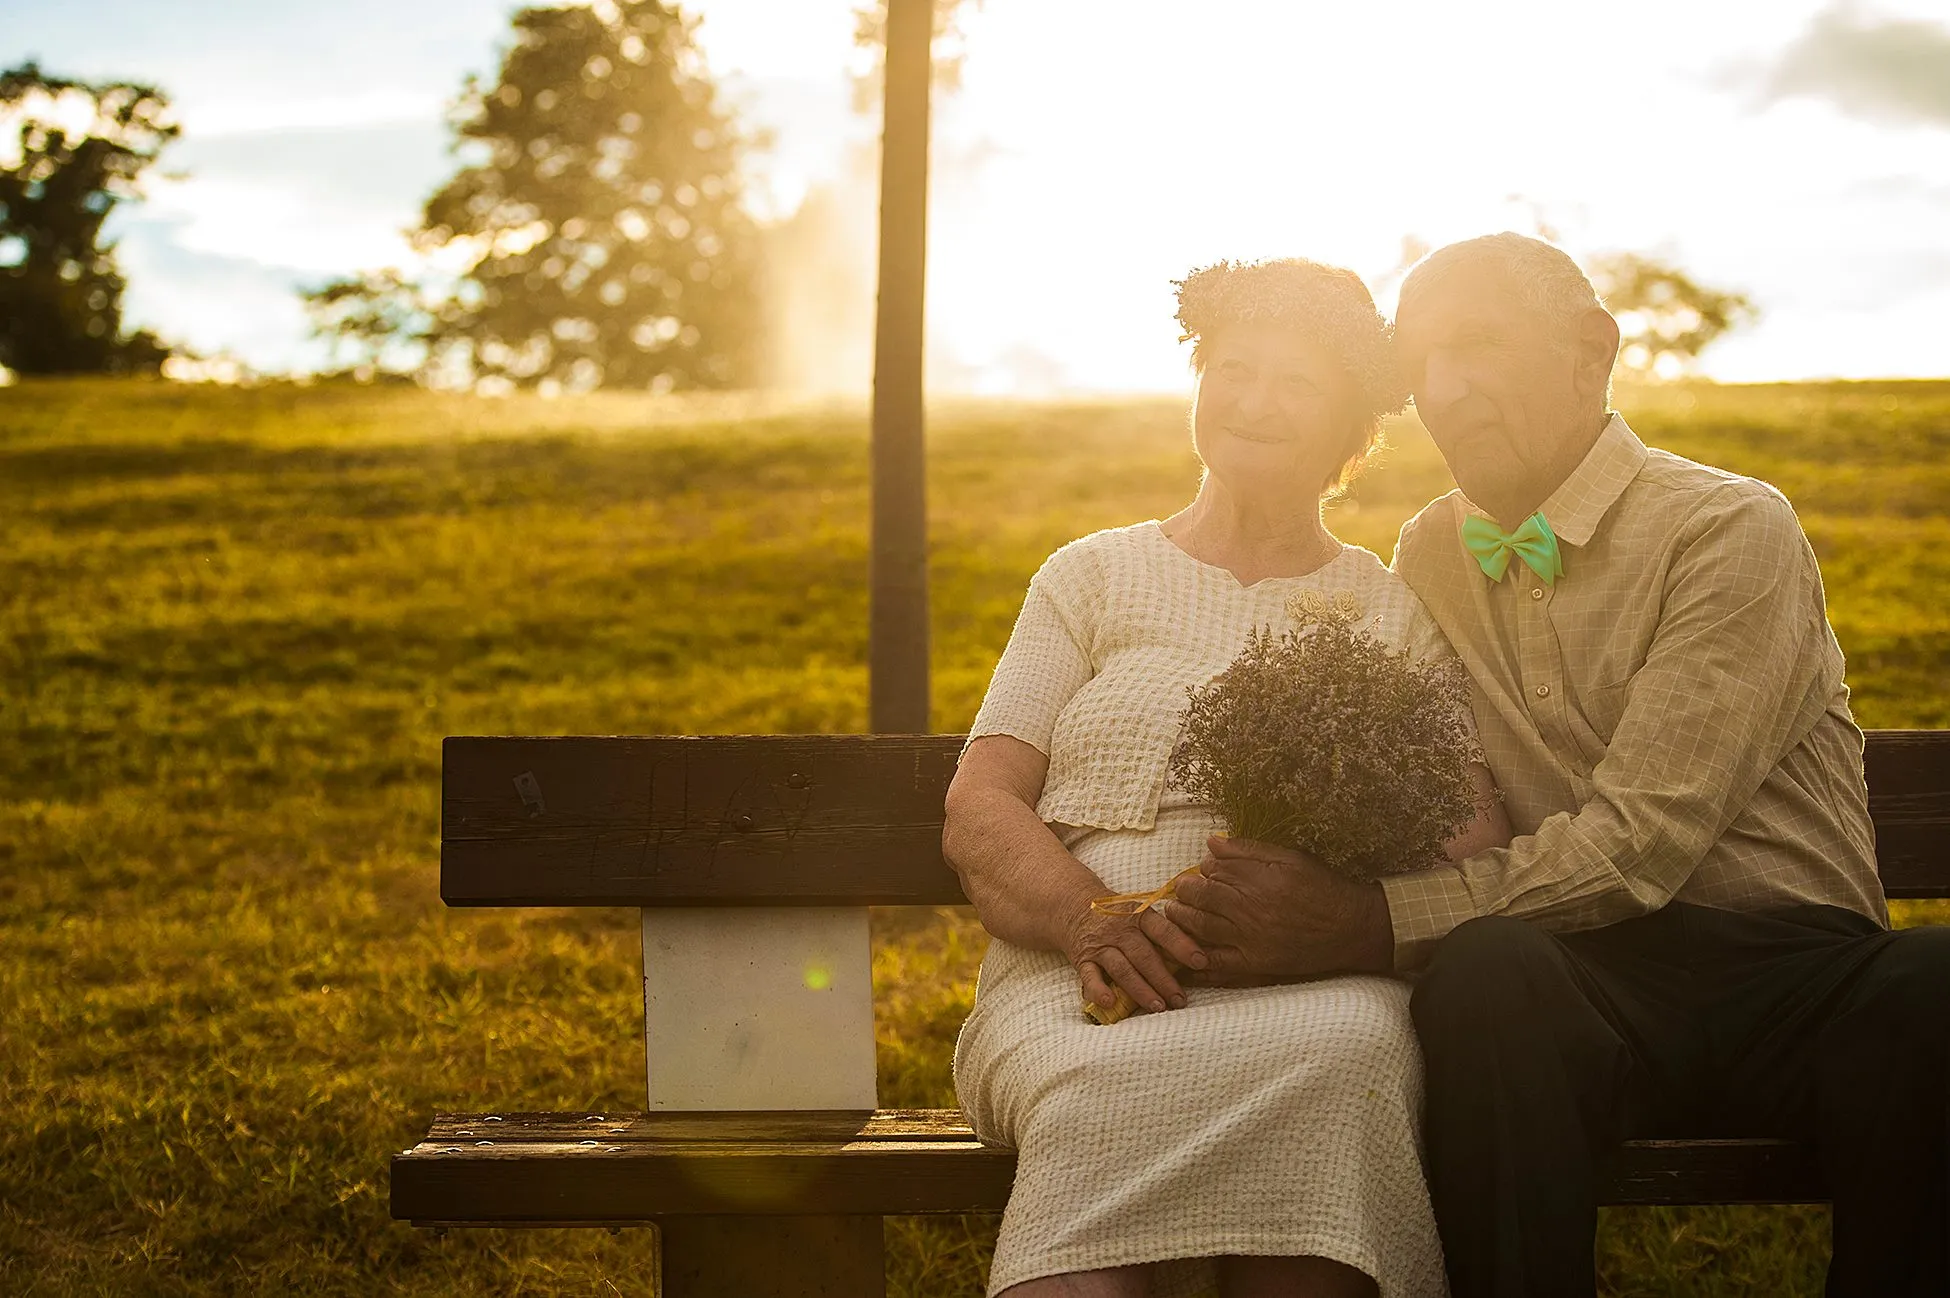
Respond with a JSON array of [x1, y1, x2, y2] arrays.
[[1069, 835, 1395, 1018]]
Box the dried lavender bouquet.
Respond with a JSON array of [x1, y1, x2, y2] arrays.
[[1081, 593, 1480, 1024], [1169, 591, 1478, 882]]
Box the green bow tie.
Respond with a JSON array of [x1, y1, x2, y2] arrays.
[[1461, 511, 1564, 586]]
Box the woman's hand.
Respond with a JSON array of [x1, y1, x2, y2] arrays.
[[1066, 903, 1207, 1017], [944, 737, 1211, 1018]]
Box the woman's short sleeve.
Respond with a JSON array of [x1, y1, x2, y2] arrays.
[[964, 542, 1102, 757]]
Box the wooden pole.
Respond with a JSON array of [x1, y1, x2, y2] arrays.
[[869, 0, 933, 735]]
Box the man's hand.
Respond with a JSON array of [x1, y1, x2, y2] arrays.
[[1162, 836, 1395, 980]]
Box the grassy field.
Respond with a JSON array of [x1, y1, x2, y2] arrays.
[[3, 376, 1947, 1295]]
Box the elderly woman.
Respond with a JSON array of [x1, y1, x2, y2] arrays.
[[946, 259, 1511, 1298]]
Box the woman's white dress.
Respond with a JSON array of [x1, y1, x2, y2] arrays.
[[954, 521, 1457, 1298]]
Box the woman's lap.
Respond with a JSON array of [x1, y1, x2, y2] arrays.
[[957, 958, 1444, 1297], [960, 955, 1422, 1140]]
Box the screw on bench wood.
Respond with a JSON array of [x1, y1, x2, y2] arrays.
[[786, 772, 809, 788], [733, 812, 755, 831]]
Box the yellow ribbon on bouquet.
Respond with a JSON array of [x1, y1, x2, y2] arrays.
[[1091, 865, 1203, 917], [1081, 865, 1205, 1025]]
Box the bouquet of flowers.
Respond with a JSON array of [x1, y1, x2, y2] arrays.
[[1083, 592, 1478, 1024], [1170, 590, 1479, 880]]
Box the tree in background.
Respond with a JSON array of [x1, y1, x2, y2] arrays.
[[310, 0, 759, 392], [0, 62, 174, 375], [1491, 198, 1757, 380], [1589, 251, 1758, 380]]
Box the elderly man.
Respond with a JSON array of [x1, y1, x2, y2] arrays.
[[1164, 233, 1950, 1296]]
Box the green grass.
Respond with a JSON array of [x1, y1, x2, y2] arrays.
[[3, 376, 1947, 1294]]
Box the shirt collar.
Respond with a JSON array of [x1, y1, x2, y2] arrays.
[[1539, 413, 1647, 547]]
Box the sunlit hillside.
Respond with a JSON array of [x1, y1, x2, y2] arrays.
[[4, 377, 1947, 1294]]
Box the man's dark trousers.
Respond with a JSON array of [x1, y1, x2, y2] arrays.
[[1412, 902, 1950, 1297]]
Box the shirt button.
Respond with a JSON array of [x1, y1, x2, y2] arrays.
[[1535, 684, 1551, 699], [1531, 586, 1545, 601]]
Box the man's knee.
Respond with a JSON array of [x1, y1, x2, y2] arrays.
[[1836, 925, 1950, 1049], [1876, 924, 1950, 1003]]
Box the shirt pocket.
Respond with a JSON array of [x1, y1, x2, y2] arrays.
[[1571, 674, 1632, 756]]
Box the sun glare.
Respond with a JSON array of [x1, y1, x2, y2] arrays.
[[692, 0, 1948, 389]]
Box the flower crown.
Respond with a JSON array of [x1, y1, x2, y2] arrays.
[[1173, 258, 1409, 419]]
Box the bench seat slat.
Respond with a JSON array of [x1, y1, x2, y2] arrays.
[[1600, 1138, 1824, 1205], [393, 1110, 1014, 1221], [422, 1110, 975, 1144], [441, 731, 1950, 906], [391, 1111, 1830, 1223]]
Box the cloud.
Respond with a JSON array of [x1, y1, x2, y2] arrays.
[[98, 116, 454, 370], [178, 90, 446, 139], [109, 118, 448, 281], [1753, 6, 1950, 127], [164, 118, 450, 216], [136, 175, 417, 277], [113, 224, 332, 372]]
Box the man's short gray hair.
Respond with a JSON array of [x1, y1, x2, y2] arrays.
[[1399, 233, 1601, 347]]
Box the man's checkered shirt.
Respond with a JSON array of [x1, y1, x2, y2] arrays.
[[1384, 413, 1888, 969]]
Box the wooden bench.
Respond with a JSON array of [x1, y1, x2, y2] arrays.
[[393, 730, 1950, 1294]]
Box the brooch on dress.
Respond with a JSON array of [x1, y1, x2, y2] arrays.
[[1286, 589, 1363, 628]]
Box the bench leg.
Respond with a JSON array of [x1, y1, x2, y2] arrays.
[[657, 1215, 884, 1297]]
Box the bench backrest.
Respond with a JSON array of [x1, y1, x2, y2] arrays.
[[442, 731, 1950, 906], [441, 729, 1950, 1114]]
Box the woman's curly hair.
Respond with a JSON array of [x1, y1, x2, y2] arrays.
[[1174, 258, 1408, 494]]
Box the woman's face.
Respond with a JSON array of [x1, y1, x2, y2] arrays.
[[1191, 324, 1355, 500]]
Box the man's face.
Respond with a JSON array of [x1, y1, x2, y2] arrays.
[[1393, 270, 1587, 522]]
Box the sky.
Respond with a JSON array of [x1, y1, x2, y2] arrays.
[[4, 0, 1948, 390]]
